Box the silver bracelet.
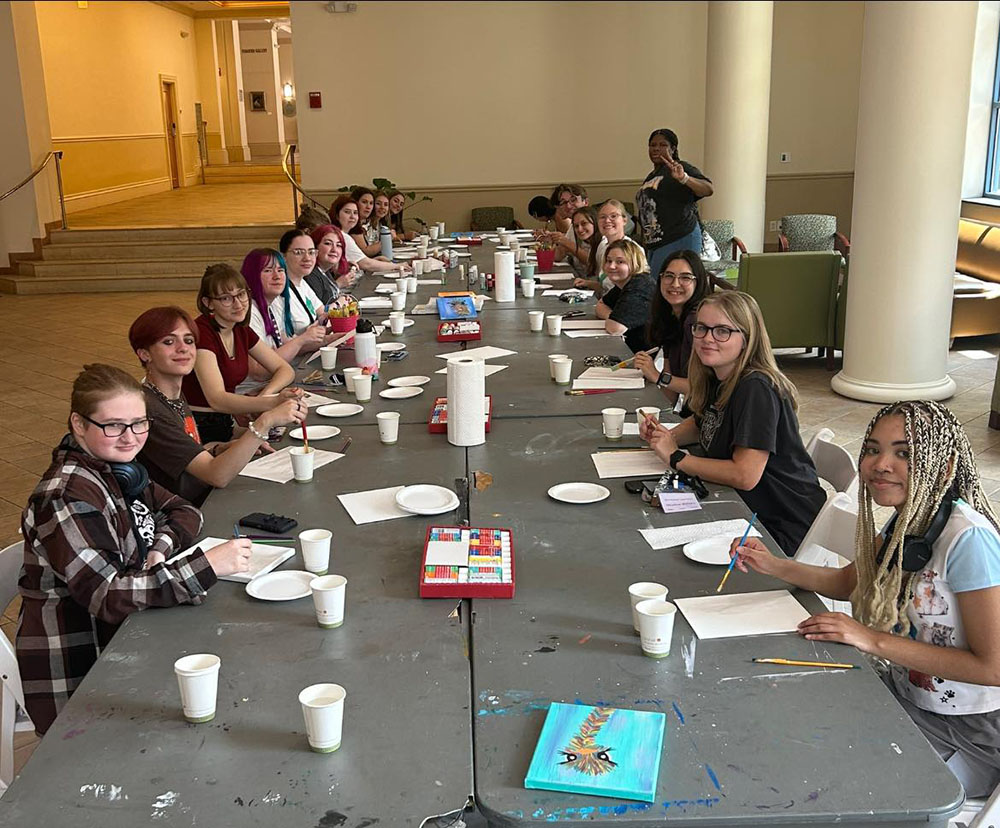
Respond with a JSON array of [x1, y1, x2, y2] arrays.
[[247, 420, 269, 441]]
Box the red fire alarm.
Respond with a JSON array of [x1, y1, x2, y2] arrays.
[[309, 92, 322, 109]]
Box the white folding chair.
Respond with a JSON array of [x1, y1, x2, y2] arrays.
[[794, 491, 857, 614], [951, 783, 1000, 827], [806, 427, 859, 498], [0, 542, 32, 797], [0, 542, 23, 622]]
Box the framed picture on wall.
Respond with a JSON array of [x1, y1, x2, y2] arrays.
[[250, 91, 266, 112]]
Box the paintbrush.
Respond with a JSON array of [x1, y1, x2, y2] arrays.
[[338, 437, 352, 455], [300, 420, 310, 454], [565, 389, 618, 396], [596, 446, 652, 452], [753, 658, 856, 669], [233, 523, 241, 539], [561, 310, 585, 319], [611, 346, 659, 372], [716, 512, 757, 593]]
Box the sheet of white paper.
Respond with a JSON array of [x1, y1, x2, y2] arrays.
[[560, 319, 606, 330], [616, 421, 679, 437], [541, 273, 575, 282], [542, 289, 594, 298], [565, 330, 618, 338], [358, 297, 393, 309], [301, 391, 339, 407], [638, 518, 762, 551], [435, 363, 508, 377], [580, 366, 642, 381], [591, 450, 667, 479], [169, 537, 295, 583], [674, 590, 811, 640], [238, 447, 343, 484], [337, 485, 413, 525], [573, 368, 644, 390], [374, 284, 396, 293], [416, 279, 441, 285], [435, 345, 517, 361], [657, 492, 702, 513], [424, 539, 469, 567]]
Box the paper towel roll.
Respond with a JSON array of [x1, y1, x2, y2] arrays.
[[494, 250, 516, 303], [447, 357, 486, 446]]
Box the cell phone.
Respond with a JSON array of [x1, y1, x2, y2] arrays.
[[624, 478, 660, 495], [239, 512, 298, 534], [384, 350, 409, 362]]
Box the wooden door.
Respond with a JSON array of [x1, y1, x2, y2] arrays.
[[161, 80, 180, 188]]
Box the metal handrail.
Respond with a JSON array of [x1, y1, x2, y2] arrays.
[[0, 150, 67, 229], [282, 144, 327, 217]]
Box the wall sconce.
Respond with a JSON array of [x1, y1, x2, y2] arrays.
[[282, 82, 294, 100]]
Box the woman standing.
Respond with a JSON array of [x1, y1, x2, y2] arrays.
[[18, 364, 252, 733], [594, 239, 655, 353], [635, 128, 714, 282], [640, 291, 824, 554]]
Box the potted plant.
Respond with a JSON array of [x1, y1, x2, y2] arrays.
[[535, 236, 557, 273], [326, 294, 360, 333]]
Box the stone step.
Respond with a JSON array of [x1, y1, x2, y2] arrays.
[[42, 238, 280, 260], [0, 272, 203, 295], [49, 224, 291, 245], [20, 257, 243, 277]]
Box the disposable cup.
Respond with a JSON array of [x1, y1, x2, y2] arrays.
[[413, 259, 425, 276], [437, 221, 445, 235], [509, 239, 521, 252], [517, 248, 528, 263], [376, 411, 400, 444], [552, 357, 573, 386], [406, 276, 418, 294], [390, 316, 405, 335], [353, 373, 372, 402], [521, 279, 536, 298], [417, 244, 428, 259], [429, 226, 440, 240], [495, 226, 506, 234], [603, 407, 627, 441], [635, 599, 677, 658], [390, 291, 406, 311], [299, 683, 346, 753], [519, 263, 536, 280], [395, 277, 408, 294], [310, 574, 347, 628], [637, 406, 661, 429], [499, 233, 511, 246], [320, 346, 338, 371], [628, 582, 669, 632], [174, 653, 221, 723], [546, 315, 563, 336], [547, 353, 568, 379], [342, 366, 362, 393], [299, 528, 332, 574], [290, 446, 316, 482], [528, 311, 545, 332]]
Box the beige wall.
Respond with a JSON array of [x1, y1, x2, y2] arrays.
[[277, 35, 297, 144], [239, 22, 284, 157], [35, 0, 202, 211]]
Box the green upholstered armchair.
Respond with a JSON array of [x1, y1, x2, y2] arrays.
[[778, 214, 850, 259], [470, 206, 520, 231], [701, 219, 748, 275], [737, 251, 842, 369]]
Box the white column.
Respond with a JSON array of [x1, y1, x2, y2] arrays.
[[701, 0, 773, 253], [832, 1, 977, 403]]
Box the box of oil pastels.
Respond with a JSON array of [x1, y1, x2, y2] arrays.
[[419, 525, 516, 598]]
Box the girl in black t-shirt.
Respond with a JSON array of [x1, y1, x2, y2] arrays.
[[594, 240, 655, 353], [639, 291, 825, 554]]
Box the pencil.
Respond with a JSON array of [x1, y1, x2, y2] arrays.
[[611, 346, 659, 372], [565, 389, 618, 396], [716, 512, 757, 593], [753, 658, 857, 669], [243, 535, 295, 541]]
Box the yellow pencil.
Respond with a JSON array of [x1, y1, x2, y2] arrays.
[[752, 658, 857, 669]]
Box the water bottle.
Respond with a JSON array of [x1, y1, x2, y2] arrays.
[[380, 225, 393, 260], [354, 319, 378, 379]]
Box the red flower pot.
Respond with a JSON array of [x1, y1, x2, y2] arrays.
[[536, 248, 556, 273]]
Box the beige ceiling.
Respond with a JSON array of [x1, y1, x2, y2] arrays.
[[154, 1, 290, 20]]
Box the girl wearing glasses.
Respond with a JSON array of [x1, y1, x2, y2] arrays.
[[594, 239, 655, 352], [182, 264, 299, 443], [18, 364, 253, 734], [640, 291, 824, 553], [634, 250, 713, 404]]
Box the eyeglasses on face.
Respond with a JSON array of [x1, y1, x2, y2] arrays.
[[289, 248, 317, 256], [692, 322, 743, 342], [80, 414, 152, 437], [600, 213, 623, 221], [662, 272, 695, 285], [211, 289, 249, 306], [557, 198, 575, 207]]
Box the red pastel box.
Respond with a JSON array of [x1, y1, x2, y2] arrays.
[[419, 524, 515, 599], [428, 395, 492, 433], [437, 320, 482, 342]]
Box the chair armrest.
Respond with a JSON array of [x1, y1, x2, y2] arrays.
[[513, 220, 524, 230], [732, 236, 748, 260], [778, 234, 789, 252], [835, 232, 851, 257]]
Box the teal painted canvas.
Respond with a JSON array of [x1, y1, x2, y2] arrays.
[[524, 703, 665, 803]]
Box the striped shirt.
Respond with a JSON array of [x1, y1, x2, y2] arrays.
[[17, 438, 217, 733]]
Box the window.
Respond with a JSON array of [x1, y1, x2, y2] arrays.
[[985, 28, 1000, 197]]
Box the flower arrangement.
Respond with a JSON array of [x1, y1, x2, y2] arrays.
[[326, 294, 359, 319]]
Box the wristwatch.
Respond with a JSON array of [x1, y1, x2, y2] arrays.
[[657, 371, 673, 389], [669, 449, 688, 470]]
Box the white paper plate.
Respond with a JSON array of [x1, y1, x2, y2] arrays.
[[683, 536, 734, 566], [394, 484, 460, 515], [377, 342, 406, 352], [316, 403, 364, 418], [547, 482, 611, 505], [245, 570, 315, 601], [453, 250, 472, 257], [535, 284, 553, 290], [379, 318, 415, 328], [387, 375, 431, 387], [392, 251, 418, 259], [374, 284, 396, 294], [289, 425, 341, 440], [379, 386, 423, 399]]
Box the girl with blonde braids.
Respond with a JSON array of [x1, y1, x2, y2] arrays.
[[732, 400, 1000, 796]]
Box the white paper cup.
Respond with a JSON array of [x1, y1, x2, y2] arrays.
[[299, 683, 346, 753], [390, 316, 405, 335], [529, 310, 545, 331], [299, 528, 332, 574], [521, 279, 536, 298], [290, 446, 316, 482], [495, 226, 505, 234], [390, 291, 406, 311], [517, 248, 528, 263], [417, 244, 428, 259], [320, 346, 338, 371], [547, 353, 569, 379], [437, 221, 445, 235], [602, 407, 627, 440], [552, 357, 573, 386], [637, 406, 660, 429], [545, 315, 563, 336], [500, 233, 511, 246], [310, 574, 346, 628], [635, 599, 677, 658], [376, 411, 400, 444], [628, 582, 669, 632], [413, 259, 425, 276], [342, 366, 362, 393], [353, 373, 373, 402], [395, 277, 408, 294], [406, 276, 418, 294], [174, 653, 221, 723], [429, 226, 439, 240]]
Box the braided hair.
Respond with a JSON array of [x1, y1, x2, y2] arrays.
[[853, 400, 1000, 634]]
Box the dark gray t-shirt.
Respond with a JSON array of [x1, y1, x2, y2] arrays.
[[138, 388, 211, 507], [601, 273, 655, 353], [635, 161, 710, 250]]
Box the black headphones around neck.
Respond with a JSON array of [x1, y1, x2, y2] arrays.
[[110, 461, 149, 501], [881, 495, 955, 572]]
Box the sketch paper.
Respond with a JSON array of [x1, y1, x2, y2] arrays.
[[573, 367, 644, 390], [674, 590, 811, 640], [565, 330, 618, 338], [238, 447, 343, 484], [638, 518, 761, 550], [337, 486, 413, 525], [435, 346, 517, 361], [591, 451, 667, 479], [435, 363, 508, 377], [560, 319, 606, 330], [169, 537, 294, 583]]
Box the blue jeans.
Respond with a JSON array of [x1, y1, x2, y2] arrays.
[[647, 223, 702, 278]]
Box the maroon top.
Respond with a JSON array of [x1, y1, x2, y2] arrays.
[[182, 314, 260, 408]]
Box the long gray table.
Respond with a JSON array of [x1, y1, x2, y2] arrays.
[[466, 416, 964, 827]]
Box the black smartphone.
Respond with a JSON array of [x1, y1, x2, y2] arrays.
[[239, 512, 298, 534]]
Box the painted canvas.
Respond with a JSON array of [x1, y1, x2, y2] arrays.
[[524, 703, 665, 803]]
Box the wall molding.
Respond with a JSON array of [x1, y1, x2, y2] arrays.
[[64, 177, 173, 214], [52, 133, 167, 144], [766, 170, 854, 182]]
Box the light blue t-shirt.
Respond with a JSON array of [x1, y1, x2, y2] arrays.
[[946, 524, 1000, 592]]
